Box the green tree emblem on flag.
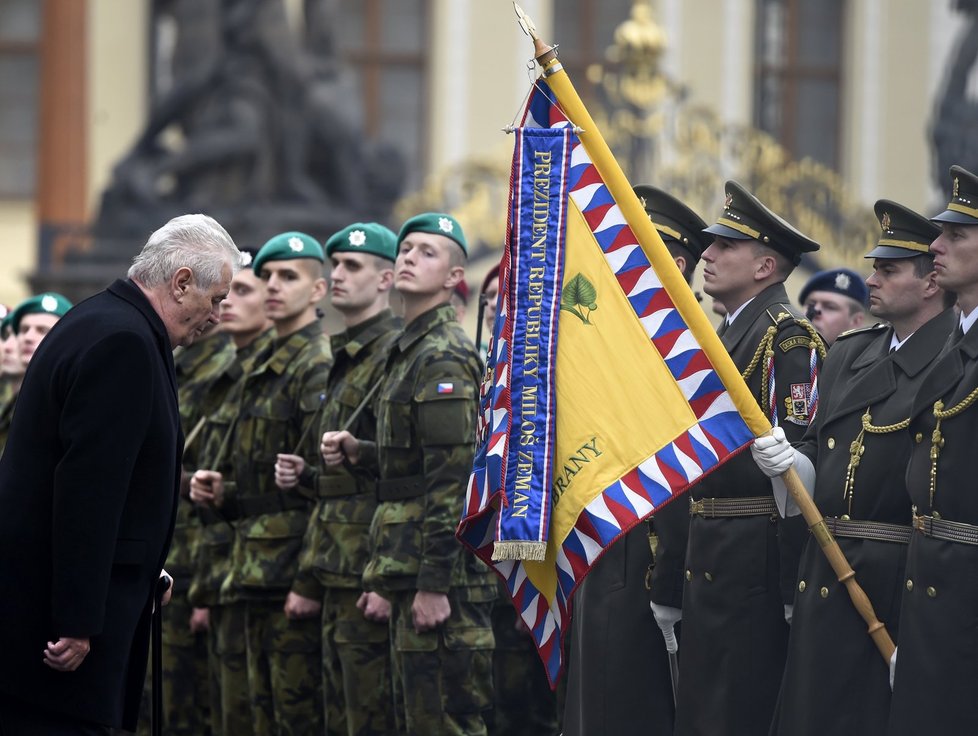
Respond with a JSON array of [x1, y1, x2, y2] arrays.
[[561, 273, 598, 325]]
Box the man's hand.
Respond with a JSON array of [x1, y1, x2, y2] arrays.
[[321, 430, 360, 467], [284, 592, 322, 620], [275, 454, 306, 490], [356, 591, 391, 623], [43, 637, 90, 672], [751, 427, 795, 477], [411, 590, 451, 633], [189, 607, 210, 634], [189, 469, 224, 506]]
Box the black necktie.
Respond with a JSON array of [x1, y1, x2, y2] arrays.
[[717, 319, 729, 338]]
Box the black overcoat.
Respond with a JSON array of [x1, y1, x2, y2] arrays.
[[674, 282, 821, 736], [0, 279, 182, 730], [889, 320, 978, 734], [772, 308, 954, 736]]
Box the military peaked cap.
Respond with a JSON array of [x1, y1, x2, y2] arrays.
[[704, 180, 820, 264], [633, 184, 711, 262], [932, 165, 978, 226], [866, 199, 940, 259]]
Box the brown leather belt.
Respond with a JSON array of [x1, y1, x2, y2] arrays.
[[913, 512, 978, 546], [689, 495, 777, 518], [823, 516, 911, 545], [377, 474, 425, 501], [317, 475, 365, 499]]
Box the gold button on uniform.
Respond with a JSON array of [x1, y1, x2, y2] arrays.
[[827, 438, 835, 450], [906, 579, 914, 591], [819, 586, 829, 598], [927, 586, 937, 598], [798, 580, 806, 592], [685, 570, 692, 581], [705, 572, 714, 582], [915, 432, 923, 443]]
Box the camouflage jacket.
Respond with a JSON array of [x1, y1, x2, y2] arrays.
[[222, 320, 332, 601], [292, 309, 400, 598], [186, 330, 274, 607], [360, 303, 492, 596], [0, 386, 17, 458], [164, 332, 237, 593]]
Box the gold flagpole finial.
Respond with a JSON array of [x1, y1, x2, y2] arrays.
[[513, 1, 557, 65], [513, 2, 539, 40]]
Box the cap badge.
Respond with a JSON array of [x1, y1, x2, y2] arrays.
[[438, 217, 454, 234], [954, 177, 960, 197], [724, 193, 733, 209], [349, 230, 367, 247], [240, 251, 253, 266], [41, 295, 58, 312], [834, 273, 851, 291], [880, 212, 891, 232], [288, 236, 304, 252]]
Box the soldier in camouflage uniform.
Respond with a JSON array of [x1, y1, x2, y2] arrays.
[[275, 222, 400, 735], [191, 231, 331, 736], [188, 249, 274, 736], [0, 293, 72, 455], [136, 321, 235, 736], [323, 213, 495, 736]]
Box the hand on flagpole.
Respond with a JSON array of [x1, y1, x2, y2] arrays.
[[751, 428, 815, 517]]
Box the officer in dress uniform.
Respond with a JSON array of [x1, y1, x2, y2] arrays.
[[276, 222, 402, 735], [754, 200, 954, 736], [562, 185, 710, 736], [190, 232, 331, 736], [798, 267, 869, 346], [321, 213, 496, 736], [888, 165, 978, 734], [664, 181, 826, 736]]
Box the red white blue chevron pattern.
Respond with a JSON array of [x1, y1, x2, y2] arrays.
[[458, 81, 755, 684]]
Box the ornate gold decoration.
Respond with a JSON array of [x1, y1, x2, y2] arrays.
[[396, 0, 878, 271]]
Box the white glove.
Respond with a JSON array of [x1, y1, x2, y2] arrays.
[[650, 602, 681, 654], [751, 428, 816, 517], [751, 427, 794, 477], [889, 647, 897, 692], [784, 604, 793, 626]]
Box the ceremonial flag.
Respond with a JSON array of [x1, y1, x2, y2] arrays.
[[456, 46, 772, 684]]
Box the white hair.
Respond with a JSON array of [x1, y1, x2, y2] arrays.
[[128, 214, 242, 288]]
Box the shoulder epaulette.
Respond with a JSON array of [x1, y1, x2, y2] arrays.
[[836, 322, 888, 341]]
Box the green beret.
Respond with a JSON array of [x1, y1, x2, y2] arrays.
[[9, 292, 73, 334], [398, 213, 468, 255], [252, 231, 325, 275], [325, 222, 397, 262]]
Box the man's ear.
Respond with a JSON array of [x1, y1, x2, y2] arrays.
[[172, 267, 195, 301], [311, 276, 328, 304], [378, 268, 395, 293], [443, 266, 464, 291], [673, 255, 687, 278], [754, 253, 777, 281]]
